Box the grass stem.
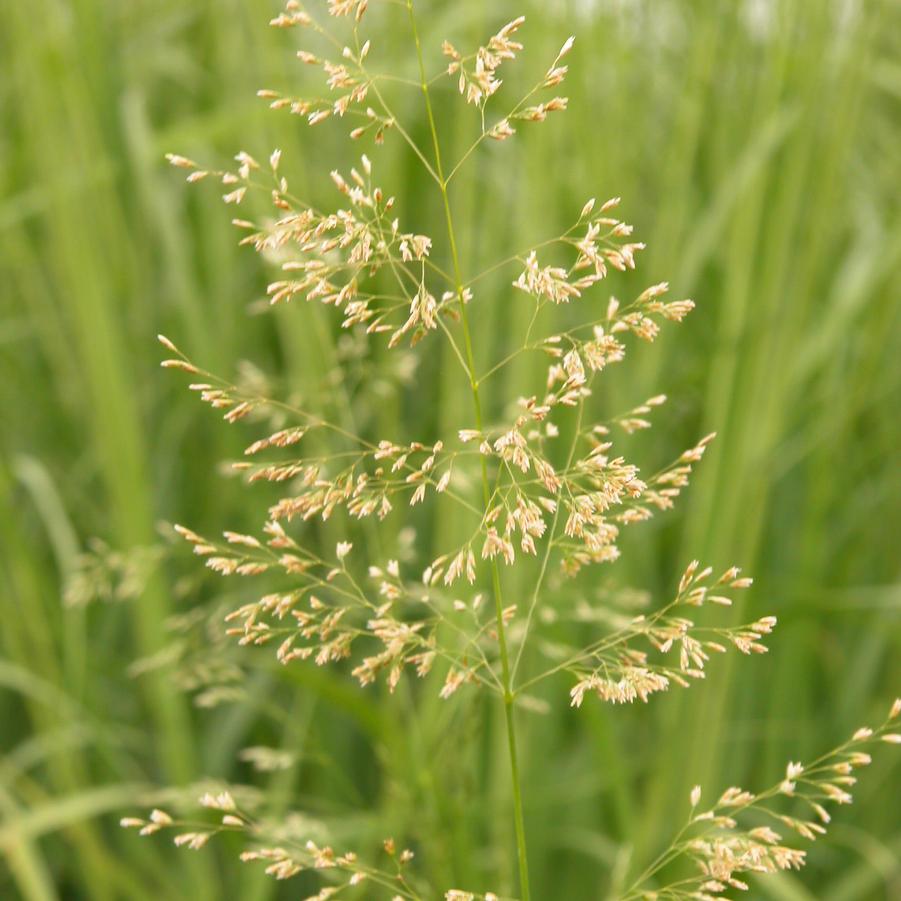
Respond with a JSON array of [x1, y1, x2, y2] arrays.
[[406, 3, 531, 897]]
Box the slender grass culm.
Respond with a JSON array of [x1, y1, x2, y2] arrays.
[[122, 2, 899, 898]]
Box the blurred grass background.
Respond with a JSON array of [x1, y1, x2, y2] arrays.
[[1, 0, 900, 898]]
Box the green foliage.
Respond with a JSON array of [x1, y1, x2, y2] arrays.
[[1, 1, 899, 898]]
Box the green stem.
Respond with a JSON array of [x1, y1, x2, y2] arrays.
[[405, 3, 531, 898]]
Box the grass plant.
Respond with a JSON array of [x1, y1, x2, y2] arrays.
[[1, 1, 899, 899]]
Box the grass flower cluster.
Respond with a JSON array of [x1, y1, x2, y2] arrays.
[[118, 2, 899, 898]]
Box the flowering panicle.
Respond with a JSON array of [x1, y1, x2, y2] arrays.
[[567, 562, 767, 707], [442, 18, 576, 155], [149, 6, 899, 900], [167, 152, 441, 348], [123, 790, 502, 900], [168, 516, 499, 697], [512, 197, 644, 303], [443, 17, 526, 107], [623, 700, 901, 899], [264, 0, 375, 129], [164, 88, 761, 702], [121, 789, 450, 897]]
